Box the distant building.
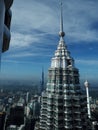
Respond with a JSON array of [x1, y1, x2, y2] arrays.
[[26, 92, 31, 104], [25, 118, 36, 130], [92, 122, 98, 130], [6, 125, 18, 130], [37, 1, 91, 130], [6, 105, 24, 128], [29, 95, 40, 119], [0, 112, 6, 130], [41, 68, 44, 93], [25, 95, 41, 130], [6, 124, 25, 130]]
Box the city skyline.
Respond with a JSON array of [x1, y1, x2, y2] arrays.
[[0, 0, 98, 86]]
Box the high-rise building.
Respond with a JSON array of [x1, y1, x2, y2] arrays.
[[39, 68, 45, 95], [38, 1, 91, 130], [6, 105, 24, 128], [40, 68, 45, 94], [0, 0, 13, 53], [0, 0, 13, 68], [0, 112, 6, 130], [26, 92, 31, 104]]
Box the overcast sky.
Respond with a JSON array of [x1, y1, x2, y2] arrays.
[[1, 0, 98, 86]]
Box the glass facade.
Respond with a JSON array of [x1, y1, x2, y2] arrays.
[[37, 2, 91, 130]]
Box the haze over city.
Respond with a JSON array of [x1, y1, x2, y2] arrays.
[[0, 0, 98, 87]]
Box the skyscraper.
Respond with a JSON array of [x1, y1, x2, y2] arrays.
[[0, 0, 13, 68], [6, 105, 24, 128], [0, 112, 6, 130], [41, 68, 45, 93], [0, 0, 13, 53], [38, 1, 91, 130]]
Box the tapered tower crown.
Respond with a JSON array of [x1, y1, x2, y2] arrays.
[[38, 1, 91, 130]]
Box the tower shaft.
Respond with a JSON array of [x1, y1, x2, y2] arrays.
[[85, 84, 91, 118]]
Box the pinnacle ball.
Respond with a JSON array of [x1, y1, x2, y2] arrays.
[[59, 31, 65, 37]]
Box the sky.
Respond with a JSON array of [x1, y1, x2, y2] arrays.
[[1, 0, 98, 86]]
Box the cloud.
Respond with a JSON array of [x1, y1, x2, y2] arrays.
[[67, 30, 98, 43], [76, 58, 98, 80], [7, 51, 52, 58], [11, 0, 98, 47], [1, 0, 98, 82], [10, 32, 40, 48], [12, 0, 58, 33], [76, 59, 98, 66], [1, 59, 35, 64], [62, 0, 98, 43]]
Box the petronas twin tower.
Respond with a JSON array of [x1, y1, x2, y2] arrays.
[[36, 1, 91, 130]]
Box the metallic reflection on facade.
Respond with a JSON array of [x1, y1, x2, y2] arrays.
[[37, 2, 91, 130], [0, 0, 13, 65], [84, 80, 91, 119]]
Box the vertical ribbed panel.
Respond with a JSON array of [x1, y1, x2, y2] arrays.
[[38, 1, 90, 130]]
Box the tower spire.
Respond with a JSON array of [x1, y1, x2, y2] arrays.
[[59, 0, 65, 38], [41, 67, 44, 92]]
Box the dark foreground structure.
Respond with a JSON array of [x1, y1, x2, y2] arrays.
[[0, 0, 13, 53]]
